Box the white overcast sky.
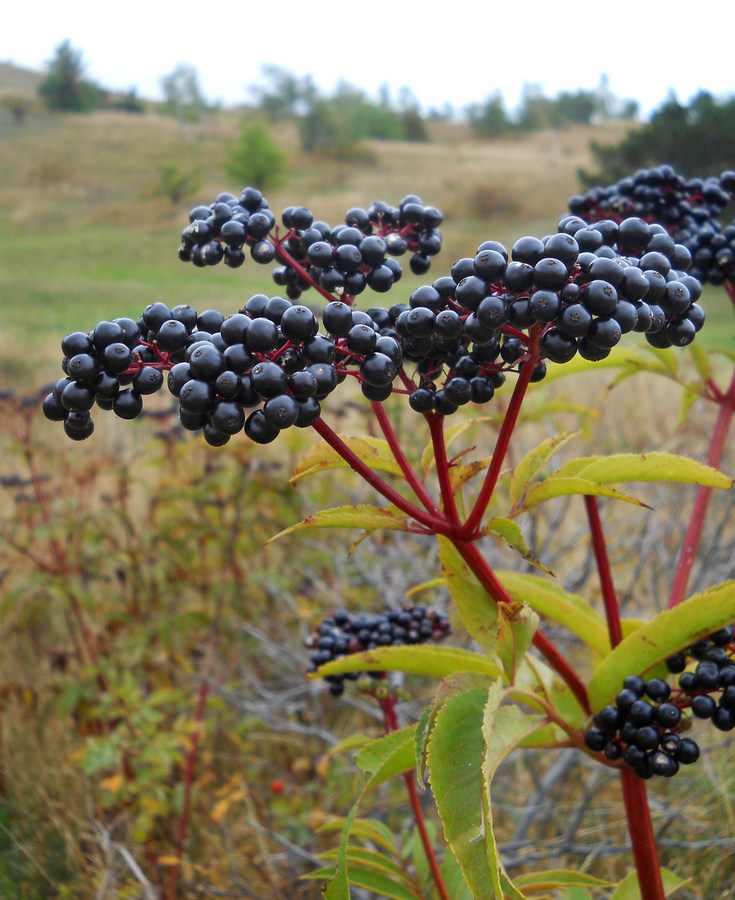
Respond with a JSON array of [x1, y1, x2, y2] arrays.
[[3, 0, 734, 117]]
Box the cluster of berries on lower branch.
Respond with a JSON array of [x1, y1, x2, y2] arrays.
[[304, 606, 450, 696], [43, 184, 708, 443], [584, 626, 735, 779]]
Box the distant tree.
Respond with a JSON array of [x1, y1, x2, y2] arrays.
[[161, 64, 207, 124], [224, 120, 287, 190], [37, 40, 99, 112], [153, 165, 202, 204], [580, 91, 735, 186], [250, 64, 316, 120], [1, 92, 35, 123], [552, 90, 597, 126], [111, 87, 145, 114], [467, 93, 511, 138]]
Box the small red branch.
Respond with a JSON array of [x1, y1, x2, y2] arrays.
[[620, 768, 666, 900], [427, 414, 461, 527], [584, 495, 623, 647]]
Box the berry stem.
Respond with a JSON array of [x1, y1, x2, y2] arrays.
[[584, 495, 623, 647], [273, 235, 337, 306], [620, 767, 666, 900], [459, 325, 541, 540], [668, 364, 735, 609], [378, 694, 451, 900], [370, 400, 443, 517], [427, 413, 462, 527], [311, 416, 450, 533]]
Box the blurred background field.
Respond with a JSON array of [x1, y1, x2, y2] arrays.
[[1, 60, 735, 899]]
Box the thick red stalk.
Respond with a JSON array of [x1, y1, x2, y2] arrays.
[[459, 327, 541, 539], [454, 540, 591, 715], [370, 401, 442, 517], [668, 364, 735, 609], [273, 238, 336, 305], [311, 416, 449, 533], [427, 414, 461, 526], [584, 495, 623, 647], [620, 768, 666, 900]]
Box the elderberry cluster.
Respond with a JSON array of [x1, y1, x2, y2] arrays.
[[42, 296, 405, 444], [387, 215, 703, 415], [569, 165, 735, 286], [584, 625, 735, 779], [304, 606, 450, 696], [178, 186, 443, 301]]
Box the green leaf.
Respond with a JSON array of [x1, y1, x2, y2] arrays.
[[513, 869, 612, 889], [609, 867, 688, 899], [496, 571, 610, 657], [440, 847, 474, 900], [336, 847, 418, 885], [677, 386, 700, 428], [334, 864, 421, 900], [437, 536, 499, 656], [316, 817, 397, 854], [427, 687, 498, 899], [509, 432, 579, 507], [355, 725, 417, 792], [589, 580, 735, 710], [556, 452, 732, 489], [317, 644, 503, 681], [483, 517, 554, 574], [522, 477, 649, 510], [290, 435, 402, 483], [267, 504, 414, 542], [421, 417, 494, 476], [481, 681, 545, 899], [496, 601, 539, 683]]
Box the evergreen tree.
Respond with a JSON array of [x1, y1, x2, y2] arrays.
[[37, 40, 98, 112]]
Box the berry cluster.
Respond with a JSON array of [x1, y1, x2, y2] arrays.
[[584, 625, 735, 779], [388, 215, 703, 415], [569, 166, 735, 287], [304, 606, 450, 696], [42, 296, 405, 444], [178, 187, 443, 301]]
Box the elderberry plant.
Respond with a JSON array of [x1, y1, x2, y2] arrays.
[[41, 176, 735, 900]]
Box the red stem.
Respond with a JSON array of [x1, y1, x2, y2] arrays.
[[584, 495, 623, 647], [668, 365, 735, 609], [168, 680, 210, 900], [311, 416, 449, 534], [427, 414, 461, 527], [370, 401, 442, 517], [273, 237, 337, 306], [459, 326, 541, 539], [379, 695, 451, 900], [620, 768, 666, 900], [454, 541, 591, 715]]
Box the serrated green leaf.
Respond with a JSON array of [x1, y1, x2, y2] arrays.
[[559, 452, 732, 489], [589, 580, 735, 710], [483, 517, 554, 574], [340, 847, 417, 885], [427, 687, 498, 899], [356, 725, 417, 792], [482, 682, 545, 899], [316, 817, 397, 854], [267, 504, 414, 543], [437, 536, 499, 656], [414, 704, 433, 789], [509, 432, 579, 507], [440, 846, 474, 900], [290, 434, 402, 483], [317, 644, 503, 681], [496, 571, 610, 657], [522, 477, 648, 510], [333, 864, 422, 900], [609, 867, 688, 899], [451, 456, 493, 492]]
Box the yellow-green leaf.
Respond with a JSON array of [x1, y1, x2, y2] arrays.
[[268, 504, 414, 542], [610, 867, 688, 899], [483, 517, 553, 574], [496, 602, 539, 682], [509, 432, 579, 507], [688, 342, 711, 383], [496, 571, 610, 657], [437, 536, 499, 656], [290, 435, 402, 483], [558, 452, 732, 489], [316, 644, 503, 681], [589, 580, 735, 710], [522, 477, 648, 510]]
